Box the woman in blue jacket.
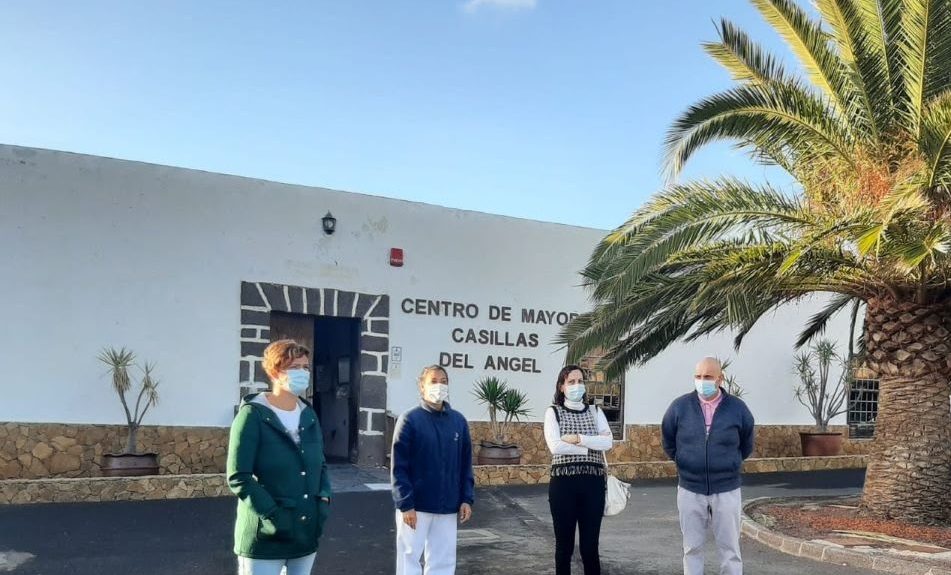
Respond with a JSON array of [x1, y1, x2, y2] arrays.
[[391, 365, 475, 575]]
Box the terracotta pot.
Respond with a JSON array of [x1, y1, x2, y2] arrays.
[[101, 453, 160, 477], [476, 442, 522, 465], [798, 432, 843, 457]]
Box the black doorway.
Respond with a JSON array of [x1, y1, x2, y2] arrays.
[[313, 316, 360, 463], [269, 312, 361, 463]]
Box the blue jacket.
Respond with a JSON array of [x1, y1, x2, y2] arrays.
[[661, 390, 755, 495], [391, 401, 475, 514]]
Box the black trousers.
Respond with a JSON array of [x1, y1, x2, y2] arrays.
[[548, 474, 606, 575]]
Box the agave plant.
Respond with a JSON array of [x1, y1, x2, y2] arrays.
[[471, 377, 531, 445], [560, 0, 951, 524], [99, 347, 160, 454], [497, 388, 531, 444]]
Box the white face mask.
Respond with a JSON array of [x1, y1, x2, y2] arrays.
[[423, 383, 449, 404], [694, 378, 718, 398], [565, 384, 586, 402]]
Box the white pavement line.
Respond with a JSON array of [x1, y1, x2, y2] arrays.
[[364, 483, 390, 491], [0, 550, 35, 572]]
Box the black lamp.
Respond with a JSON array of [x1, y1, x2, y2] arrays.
[[322, 211, 337, 235]]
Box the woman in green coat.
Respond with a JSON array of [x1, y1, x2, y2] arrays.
[[227, 339, 333, 575]]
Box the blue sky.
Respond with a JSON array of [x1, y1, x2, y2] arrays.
[[2, 0, 800, 230]]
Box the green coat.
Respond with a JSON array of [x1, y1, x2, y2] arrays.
[[227, 394, 333, 559]]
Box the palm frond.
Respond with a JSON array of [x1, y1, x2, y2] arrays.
[[703, 19, 794, 85], [749, 0, 864, 130], [922, 0, 951, 101], [815, 0, 892, 139], [584, 179, 803, 304], [920, 92, 951, 190], [664, 84, 855, 179], [563, 225, 878, 378], [795, 292, 857, 347], [894, 0, 943, 136]]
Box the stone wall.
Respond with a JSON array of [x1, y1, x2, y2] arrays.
[[2, 455, 868, 505], [0, 474, 230, 505], [472, 454, 869, 486], [744, 425, 871, 458], [0, 422, 228, 480], [1, 420, 873, 480], [468, 422, 872, 465]]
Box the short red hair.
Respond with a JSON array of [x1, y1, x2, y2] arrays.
[[262, 339, 311, 381]]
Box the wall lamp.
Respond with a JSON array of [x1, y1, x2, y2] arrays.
[[322, 211, 337, 235]]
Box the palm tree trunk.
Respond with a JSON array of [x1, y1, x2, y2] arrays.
[[861, 297, 951, 525]]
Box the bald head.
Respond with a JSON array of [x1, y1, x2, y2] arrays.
[[695, 356, 723, 378], [693, 356, 724, 398]]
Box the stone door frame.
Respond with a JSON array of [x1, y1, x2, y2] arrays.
[[238, 281, 389, 466]]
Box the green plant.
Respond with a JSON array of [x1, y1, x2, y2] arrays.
[[99, 347, 160, 454], [718, 358, 745, 398], [793, 339, 851, 432], [472, 377, 531, 445], [558, 0, 951, 524], [497, 387, 531, 443]]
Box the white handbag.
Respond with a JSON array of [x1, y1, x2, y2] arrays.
[[597, 407, 630, 517], [604, 471, 631, 516]]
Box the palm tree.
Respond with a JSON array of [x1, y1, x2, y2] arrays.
[[560, 0, 951, 524]]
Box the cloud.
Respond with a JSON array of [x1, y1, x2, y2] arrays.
[[463, 0, 537, 13]]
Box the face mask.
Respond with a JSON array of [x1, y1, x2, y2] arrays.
[[565, 384, 586, 402], [424, 383, 449, 404], [694, 378, 718, 398], [284, 369, 310, 395]]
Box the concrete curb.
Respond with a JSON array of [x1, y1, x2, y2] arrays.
[[742, 496, 951, 575]]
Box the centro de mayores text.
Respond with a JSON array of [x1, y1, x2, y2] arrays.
[[401, 298, 579, 374]]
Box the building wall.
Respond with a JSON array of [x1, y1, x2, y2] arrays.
[[1, 144, 854, 438]]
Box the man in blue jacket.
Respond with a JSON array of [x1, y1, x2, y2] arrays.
[[391, 365, 474, 575], [661, 356, 755, 575]]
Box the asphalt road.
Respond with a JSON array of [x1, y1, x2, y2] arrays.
[[0, 469, 868, 575]]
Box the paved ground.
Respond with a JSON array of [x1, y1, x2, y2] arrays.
[[324, 463, 391, 492], [0, 469, 869, 574]]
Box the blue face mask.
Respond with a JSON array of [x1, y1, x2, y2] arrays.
[[694, 378, 718, 398], [565, 384, 586, 402], [284, 369, 310, 395]]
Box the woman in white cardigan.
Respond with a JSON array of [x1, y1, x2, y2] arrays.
[[544, 364, 614, 575]]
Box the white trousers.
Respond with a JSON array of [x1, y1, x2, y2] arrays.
[[677, 486, 743, 575], [394, 510, 458, 575]]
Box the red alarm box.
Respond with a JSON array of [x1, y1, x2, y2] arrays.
[[390, 248, 404, 267]]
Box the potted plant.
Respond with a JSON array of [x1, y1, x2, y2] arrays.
[[99, 347, 161, 476], [793, 339, 851, 456], [471, 376, 530, 465], [718, 357, 746, 397]]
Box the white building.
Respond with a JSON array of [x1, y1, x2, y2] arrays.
[[1, 144, 852, 466]]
